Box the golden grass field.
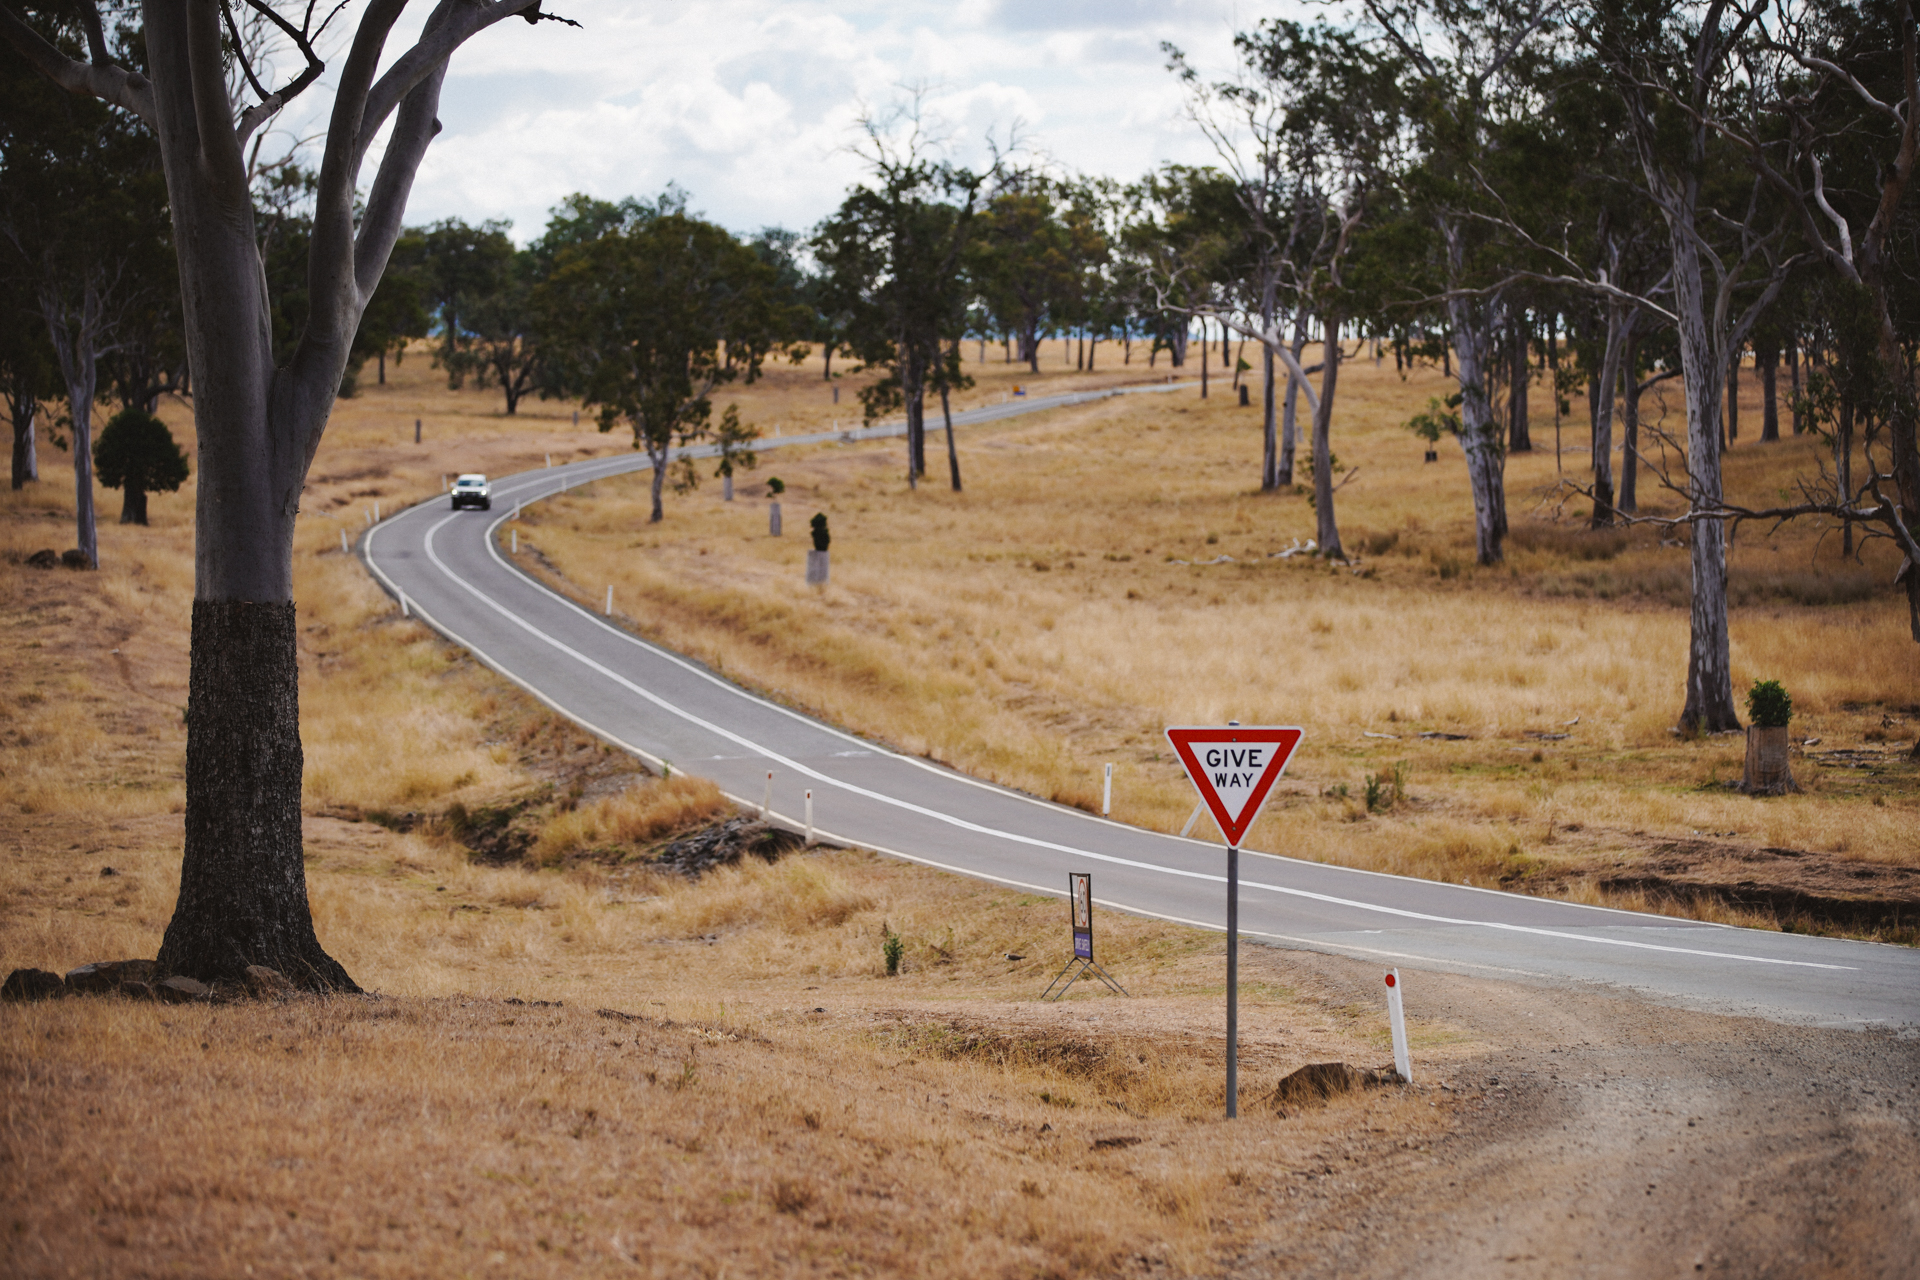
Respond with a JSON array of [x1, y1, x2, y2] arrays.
[[512, 341, 1919, 931], [2, 337, 1916, 1276]]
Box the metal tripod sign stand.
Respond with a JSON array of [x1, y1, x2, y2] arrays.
[[1041, 873, 1129, 1000]]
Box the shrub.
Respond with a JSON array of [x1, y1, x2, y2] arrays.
[[94, 409, 189, 525], [1746, 679, 1792, 727], [810, 512, 830, 552], [883, 924, 904, 976]]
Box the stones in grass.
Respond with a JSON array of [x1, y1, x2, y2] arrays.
[[1268, 1061, 1402, 1115], [656, 816, 804, 879], [155, 975, 212, 1003], [2, 968, 66, 1000], [60, 549, 95, 570], [65, 959, 156, 993], [24, 549, 58, 569], [243, 965, 296, 998]]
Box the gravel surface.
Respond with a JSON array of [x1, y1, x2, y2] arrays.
[[1224, 947, 1920, 1278]]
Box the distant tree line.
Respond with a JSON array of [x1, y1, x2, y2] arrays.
[[4, 0, 1915, 732]]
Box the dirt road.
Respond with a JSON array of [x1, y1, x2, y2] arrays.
[[1229, 946, 1920, 1278]]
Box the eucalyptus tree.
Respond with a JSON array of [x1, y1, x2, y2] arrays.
[[0, 0, 578, 990], [538, 209, 777, 522], [1166, 20, 1399, 553], [1719, 0, 1920, 638], [813, 108, 986, 484], [1365, 0, 1563, 567], [1, 286, 56, 489], [420, 216, 513, 385], [1, 2, 173, 568]]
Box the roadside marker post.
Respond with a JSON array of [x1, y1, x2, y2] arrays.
[[1102, 763, 1113, 816], [1164, 723, 1305, 1119], [604, 585, 613, 615], [1385, 970, 1412, 1082], [804, 790, 814, 846], [510, 529, 517, 554], [761, 771, 773, 820], [339, 529, 349, 554]]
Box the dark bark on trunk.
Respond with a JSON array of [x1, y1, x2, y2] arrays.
[[1200, 319, 1209, 400], [941, 384, 960, 493], [157, 601, 358, 991], [376, 349, 385, 384], [10, 398, 36, 489], [1509, 316, 1532, 453], [1311, 315, 1343, 558], [1759, 346, 1779, 441], [120, 481, 148, 524]]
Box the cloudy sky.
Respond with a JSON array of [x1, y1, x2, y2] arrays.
[[309, 1, 1316, 242]]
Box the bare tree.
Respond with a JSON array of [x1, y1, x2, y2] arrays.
[[0, 0, 576, 989]]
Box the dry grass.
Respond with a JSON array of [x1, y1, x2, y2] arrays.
[[4, 345, 1479, 1277], [514, 351, 1918, 920]]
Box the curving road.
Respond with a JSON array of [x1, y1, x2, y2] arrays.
[[361, 386, 1920, 1034]]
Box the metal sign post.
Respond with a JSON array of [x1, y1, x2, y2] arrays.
[[1164, 724, 1305, 1119], [1042, 873, 1128, 1000]]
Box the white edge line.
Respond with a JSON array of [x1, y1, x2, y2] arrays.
[[367, 510, 1858, 976]]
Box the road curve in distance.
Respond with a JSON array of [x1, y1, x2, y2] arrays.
[[361, 388, 1920, 1034]]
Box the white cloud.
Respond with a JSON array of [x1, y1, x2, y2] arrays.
[[296, 0, 1312, 241]]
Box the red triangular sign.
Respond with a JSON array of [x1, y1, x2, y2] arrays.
[[1165, 726, 1304, 845]]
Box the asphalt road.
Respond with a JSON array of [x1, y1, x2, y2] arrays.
[[361, 386, 1920, 1034]]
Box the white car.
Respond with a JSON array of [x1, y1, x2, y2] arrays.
[[450, 474, 491, 511]]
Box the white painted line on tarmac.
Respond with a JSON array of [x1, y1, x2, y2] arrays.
[[383, 510, 1854, 974]]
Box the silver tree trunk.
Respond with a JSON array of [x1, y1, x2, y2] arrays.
[[1310, 315, 1343, 558]]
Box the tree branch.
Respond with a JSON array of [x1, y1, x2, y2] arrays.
[[354, 0, 544, 173], [0, 5, 155, 123]]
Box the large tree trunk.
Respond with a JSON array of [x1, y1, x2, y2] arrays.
[[58, 367, 99, 567], [647, 437, 667, 522], [156, 602, 355, 989], [1837, 398, 1854, 559], [11, 395, 39, 488], [1666, 223, 1741, 732], [1726, 347, 1740, 442], [1445, 292, 1507, 564], [120, 481, 148, 524], [1310, 314, 1343, 558]]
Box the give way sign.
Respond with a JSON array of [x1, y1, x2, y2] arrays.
[[1165, 726, 1304, 845]]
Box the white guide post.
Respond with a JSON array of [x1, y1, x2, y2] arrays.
[[761, 771, 772, 820], [1385, 970, 1412, 1082], [545, 453, 551, 468], [604, 585, 612, 616], [339, 529, 348, 554], [374, 500, 380, 521], [399, 590, 409, 618], [510, 529, 517, 553], [804, 790, 814, 846], [1102, 763, 1114, 816]]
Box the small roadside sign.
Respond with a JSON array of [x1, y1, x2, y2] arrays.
[[1164, 726, 1304, 844]]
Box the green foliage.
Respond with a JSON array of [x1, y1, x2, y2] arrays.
[[1745, 680, 1792, 728], [883, 925, 904, 976], [1364, 761, 1409, 813], [94, 409, 188, 494], [711, 405, 759, 479], [766, 476, 785, 495], [1404, 395, 1461, 444], [810, 513, 830, 553]]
